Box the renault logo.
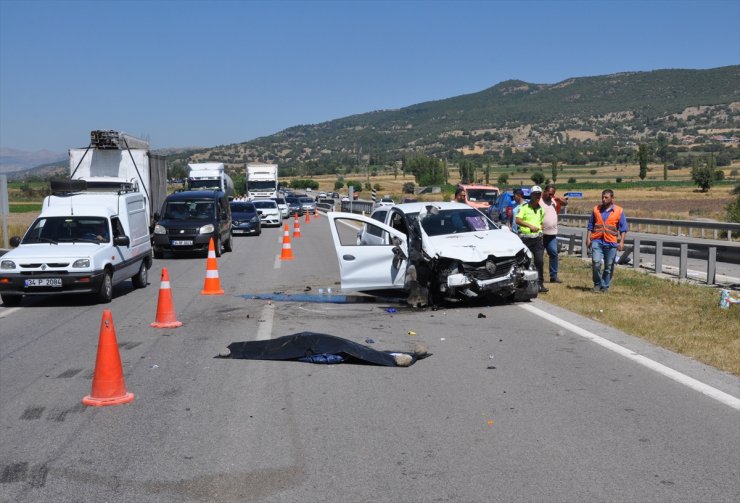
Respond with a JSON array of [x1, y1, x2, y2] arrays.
[[41, 264, 47, 270], [180, 229, 185, 234]]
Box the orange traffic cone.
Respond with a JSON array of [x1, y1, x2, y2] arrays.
[[314, 208, 318, 218], [201, 237, 224, 295], [280, 224, 294, 260], [293, 214, 302, 238], [82, 310, 135, 407], [151, 268, 183, 328]]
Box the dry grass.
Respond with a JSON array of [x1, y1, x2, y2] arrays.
[[544, 256, 740, 375]]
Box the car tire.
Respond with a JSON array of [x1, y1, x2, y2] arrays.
[[224, 233, 233, 253], [132, 261, 148, 289], [215, 235, 222, 257], [97, 271, 113, 303], [1, 293, 22, 307]]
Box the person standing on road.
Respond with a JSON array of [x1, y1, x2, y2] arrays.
[[541, 184, 568, 283], [509, 188, 525, 233], [516, 185, 547, 293], [586, 189, 628, 293]]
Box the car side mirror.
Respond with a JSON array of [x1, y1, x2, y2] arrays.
[[114, 236, 130, 247], [9, 236, 21, 248]]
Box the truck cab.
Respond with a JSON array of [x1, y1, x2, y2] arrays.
[[0, 183, 153, 306], [457, 184, 499, 212]]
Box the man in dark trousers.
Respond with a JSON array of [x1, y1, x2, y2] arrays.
[[541, 184, 568, 283], [586, 189, 628, 293], [516, 185, 547, 293]]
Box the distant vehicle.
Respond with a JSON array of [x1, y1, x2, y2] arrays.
[[457, 184, 499, 212], [272, 196, 289, 219], [376, 196, 395, 208], [330, 192, 340, 199], [299, 196, 317, 213], [305, 188, 312, 193], [328, 202, 538, 307], [188, 163, 235, 199], [285, 196, 304, 216], [230, 201, 261, 236], [318, 192, 327, 198], [489, 188, 531, 223], [252, 199, 281, 227], [246, 163, 278, 199], [153, 190, 233, 258]]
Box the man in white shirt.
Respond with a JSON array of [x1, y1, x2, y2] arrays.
[[541, 184, 568, 283]]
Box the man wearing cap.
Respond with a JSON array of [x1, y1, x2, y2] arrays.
[[516, 185, 548, 293], [586, 189, 628, 293]]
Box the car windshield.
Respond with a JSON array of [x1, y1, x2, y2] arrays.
[[272, 198, 286, 205], [23, 216, 110, 244], [420, 208, 495, 236], [286, 197, 300, 204], [253, 201, 277, 209], [466, 189, 498, 203], [164, 201, 215, 220], [231, 203, 256, 213], [299, 197, 313, 204]]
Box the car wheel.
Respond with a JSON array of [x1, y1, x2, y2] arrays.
[[1, 293, 22, 307], [97, 271, 113, 303], [224, 233, 233, 253], [215, 235, 222, 257], [132, 261, 148, 289]]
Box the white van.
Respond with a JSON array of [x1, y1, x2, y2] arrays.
[[0, 183, 153, 306]]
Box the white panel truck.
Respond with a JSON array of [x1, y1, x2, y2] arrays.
[[187, 162, 235, 199], [0, 131, 160, 306], [246, 163, 278, 199]]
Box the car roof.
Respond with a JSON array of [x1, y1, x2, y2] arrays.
[[166, 190, 223, 202], [375, 201, 471, 214]]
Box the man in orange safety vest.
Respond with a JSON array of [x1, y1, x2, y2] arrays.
[[586, 189, 628, 293]]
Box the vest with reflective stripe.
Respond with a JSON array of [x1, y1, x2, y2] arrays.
[[592, 204, 623, 243]]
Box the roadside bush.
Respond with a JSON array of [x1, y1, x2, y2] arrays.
[[334, 180, 344, 190], [616, 177, 622, 183], [567, 177, 577, 184], [403, 182, 416, 194]]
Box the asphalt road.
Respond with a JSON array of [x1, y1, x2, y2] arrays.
[[1, 214, 739, 503]]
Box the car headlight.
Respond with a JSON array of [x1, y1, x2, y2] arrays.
[[199, 224, 215, 234], [72, 258, 90, 268], [1, 260, 16, 269], [154, 224, 167, 235], [250, 216, 260, 223]]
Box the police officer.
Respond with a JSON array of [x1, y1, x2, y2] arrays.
[[516, 185, 547, 293]]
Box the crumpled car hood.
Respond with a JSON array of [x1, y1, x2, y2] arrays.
[[423, 229, 525, 262]]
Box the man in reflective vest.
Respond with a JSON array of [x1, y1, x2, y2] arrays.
[[516, 185, 548, 293], [586, 189, 628, 293]]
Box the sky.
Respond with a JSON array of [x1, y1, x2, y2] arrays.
[[1, 0, 738, 153]]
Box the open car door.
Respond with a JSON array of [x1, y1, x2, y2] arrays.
[[327, 212, 409, 292]]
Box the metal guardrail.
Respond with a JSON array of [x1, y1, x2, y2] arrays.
[[560, 214, 739, 241], [558, 229, 740, 286]]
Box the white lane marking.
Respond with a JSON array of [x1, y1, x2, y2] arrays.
[[519, 303, 740, 411], [256, 303, 275, 341], [0, 307, 21, 319], [274, 254, 282, 268]]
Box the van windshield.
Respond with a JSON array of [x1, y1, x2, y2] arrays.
[[466, 189, 498, 203], [163, 201, 215, 220], [23, 216, 110, 244]]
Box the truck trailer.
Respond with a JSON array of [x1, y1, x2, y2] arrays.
[[246, 163, 278, 199], [187, 163, 234, 199]]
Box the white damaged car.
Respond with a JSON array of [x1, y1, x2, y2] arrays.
[[327, 202, 539, 307]]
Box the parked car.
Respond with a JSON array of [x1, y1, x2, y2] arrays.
[[489, 188, 531, 223], [272, 196, 289, 219], [299, 196, 317, 214], [285, 196, 304, 217], [153, 190, 233, 258], [252, 199, 282, 227], [230, 201, 261, 236], [327, 202, 538, 307]]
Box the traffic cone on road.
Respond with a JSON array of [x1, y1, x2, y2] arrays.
[[150, 267, 183, 328], [82, 310, 135, 407], [305, 210, 311, 224], [280, 224, 294, 261], [201, 237, 224, 295], [314, 208, 318, 218], [293, 214, 302, 238]]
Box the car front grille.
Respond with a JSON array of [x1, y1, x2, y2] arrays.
[[167, 228, 199, 236], [467, 257, 516, 280], [20, 263, 70, 268]]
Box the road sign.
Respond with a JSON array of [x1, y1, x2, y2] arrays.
[[564, 192, 583, 198]]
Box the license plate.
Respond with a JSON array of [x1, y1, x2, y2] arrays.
[[25, 278, 62, 287], [172, 240, 193, 246]]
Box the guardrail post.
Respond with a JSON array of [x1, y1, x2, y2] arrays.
[[633, 237, 640, 269], [679, 243, 688, 280], [568, 234, 575, 255], [655, 241, 663, 275], [707, 247, 717, 285], [581, 229, 588, 259]]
